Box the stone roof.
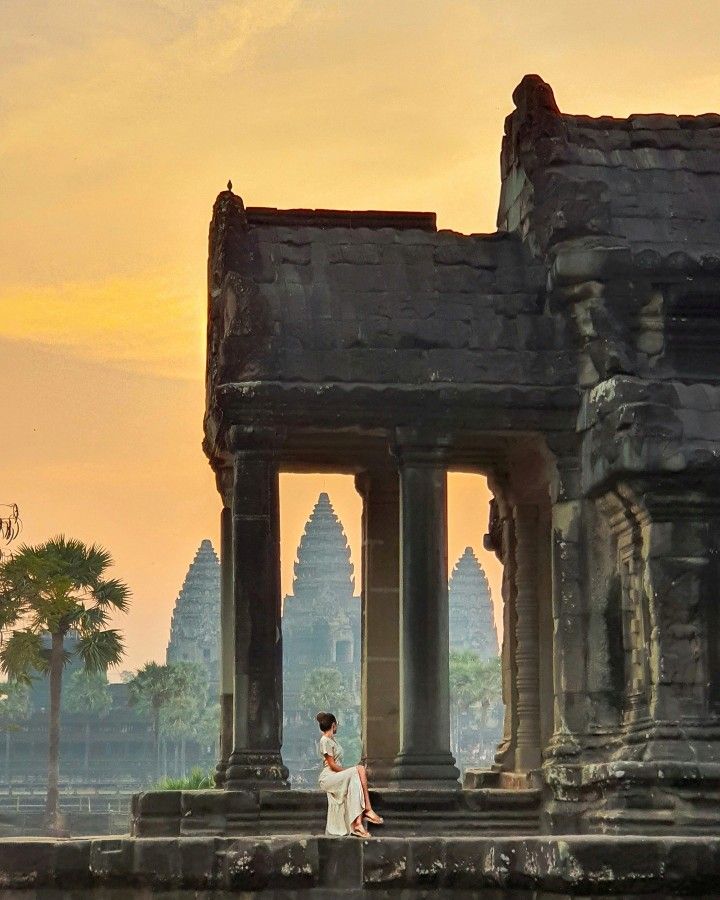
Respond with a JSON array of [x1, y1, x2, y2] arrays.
[[500, 74, 720, 274]]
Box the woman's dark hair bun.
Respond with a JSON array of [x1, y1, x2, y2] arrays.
[[316, 711, 336, 732]]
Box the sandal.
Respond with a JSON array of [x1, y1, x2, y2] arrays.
[[351, 825, 371, 838], [364, 810, 384, 825]]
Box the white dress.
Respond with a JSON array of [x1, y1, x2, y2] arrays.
[[317, 734, 365, 836]]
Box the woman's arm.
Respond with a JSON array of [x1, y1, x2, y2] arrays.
[[323, 753, 343, 773]]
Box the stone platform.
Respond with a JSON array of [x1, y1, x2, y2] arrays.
[[131, 788, 542, 837], [2, 834, 720, 895]]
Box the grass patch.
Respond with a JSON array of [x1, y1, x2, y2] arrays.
[[152, 768, 215, 790]]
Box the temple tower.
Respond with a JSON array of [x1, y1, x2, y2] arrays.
[[166, 539, 221, 692], [448, 547, 498, 658], [282, 493, 360, 707]]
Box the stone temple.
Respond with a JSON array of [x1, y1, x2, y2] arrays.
[[196, 71, 720, 836], [282, 492, 361, 706], [282, 493, 361, 778], [14, 76, 720, 894], [166, 539, 221, 692], [448, 546, 498, 658]]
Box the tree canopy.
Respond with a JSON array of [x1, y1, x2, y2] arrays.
[[299, 667, 354, 713]]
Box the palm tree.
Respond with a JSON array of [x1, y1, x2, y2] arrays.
[[0, 504, 20, 561], [449, 652, 502, 760], [159, 663, 209, 777], [0, 536, 129, 830], [127, 662, 197, 781], [299, 667, 353, 713], [0, 681, 31, 783], [63, 669, 113, 774]]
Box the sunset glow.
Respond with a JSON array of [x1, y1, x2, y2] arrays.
[[5, 0, 720, 672]]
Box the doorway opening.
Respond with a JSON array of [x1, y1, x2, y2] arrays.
[[279, 473, 362, 788], [447, 472, 504, 777]]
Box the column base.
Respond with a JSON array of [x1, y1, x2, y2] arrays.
[[363, 756, 397, 786], [224, 750, 289, 790], [389, 752, 461, 789], [213, 759, 228, 788]]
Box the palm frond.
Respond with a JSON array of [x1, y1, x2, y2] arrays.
[[75, 606, 110, 633], [93, 578, 131, 612], [75, 629, 125, 672], [0, 630, 48, 681]]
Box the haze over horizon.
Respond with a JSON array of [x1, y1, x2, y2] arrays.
[[5, 0, 720, 673]]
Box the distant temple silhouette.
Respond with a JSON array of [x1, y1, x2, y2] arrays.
[[448, 547, 498, 659], [166, 539, 221, 692], [280, 492, 498, 782]]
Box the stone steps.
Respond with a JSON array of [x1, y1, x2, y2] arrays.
[[131, 788, 542, 838]]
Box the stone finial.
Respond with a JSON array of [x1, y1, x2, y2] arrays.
[[512, 74, 560, 117]]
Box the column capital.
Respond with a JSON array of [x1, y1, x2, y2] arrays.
[[227, 424, 286, 456], [354, 468, 399, 499], [393, 428, 452, 466], [213, 464, 234, 508]]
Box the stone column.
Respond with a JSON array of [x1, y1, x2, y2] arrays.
[[513, 503, 542, 772], [214, 500, 234, 787], [355, 470, 400, 785], [485, 485, 518, 772], [224, 450, 288, 790], [391, 440, 460, 788]]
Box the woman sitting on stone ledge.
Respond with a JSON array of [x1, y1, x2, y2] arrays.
[[316, 711, 384, 837]]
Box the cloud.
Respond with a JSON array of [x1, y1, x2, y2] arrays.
[[0, 268, 205, 379]]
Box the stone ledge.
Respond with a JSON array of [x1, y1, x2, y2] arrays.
[[1, 835, 720, 894], [131, 788, 541, 838]]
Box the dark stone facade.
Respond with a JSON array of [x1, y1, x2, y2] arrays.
[[3, 833, 720, 895], [201, 74, 720, 837]]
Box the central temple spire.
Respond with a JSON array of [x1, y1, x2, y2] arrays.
[[291, 492, 355, 602]]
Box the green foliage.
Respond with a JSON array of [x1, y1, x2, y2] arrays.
[[128, 661, 201, 715], [449, 652, 502, 714], [299, 667, 353, 713], [63, 669, 112, 716], [0, 681, 31, 733], [152, 767, 215, 791], [0, 535, 129, 682], [0, 536, 130, 829], [158, 662, 218, 746]]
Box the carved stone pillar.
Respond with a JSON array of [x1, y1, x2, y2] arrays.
[[635, 490, 712, 735], [224, 450, 288, 790], [513, 503, 542, 772], [355, 469, 400, 785], [390, 439, 460, 788], [214, 475, 235, 787], [485, 486, 518, 772]]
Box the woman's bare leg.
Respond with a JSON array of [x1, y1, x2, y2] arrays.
[[356, 764, 372, 810]]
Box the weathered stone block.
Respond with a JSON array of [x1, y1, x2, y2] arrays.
[[316, 836, 362, 888], [362, 836, 409, 887]]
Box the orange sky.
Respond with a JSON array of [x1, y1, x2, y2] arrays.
[[4, 0, 720, 674]]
